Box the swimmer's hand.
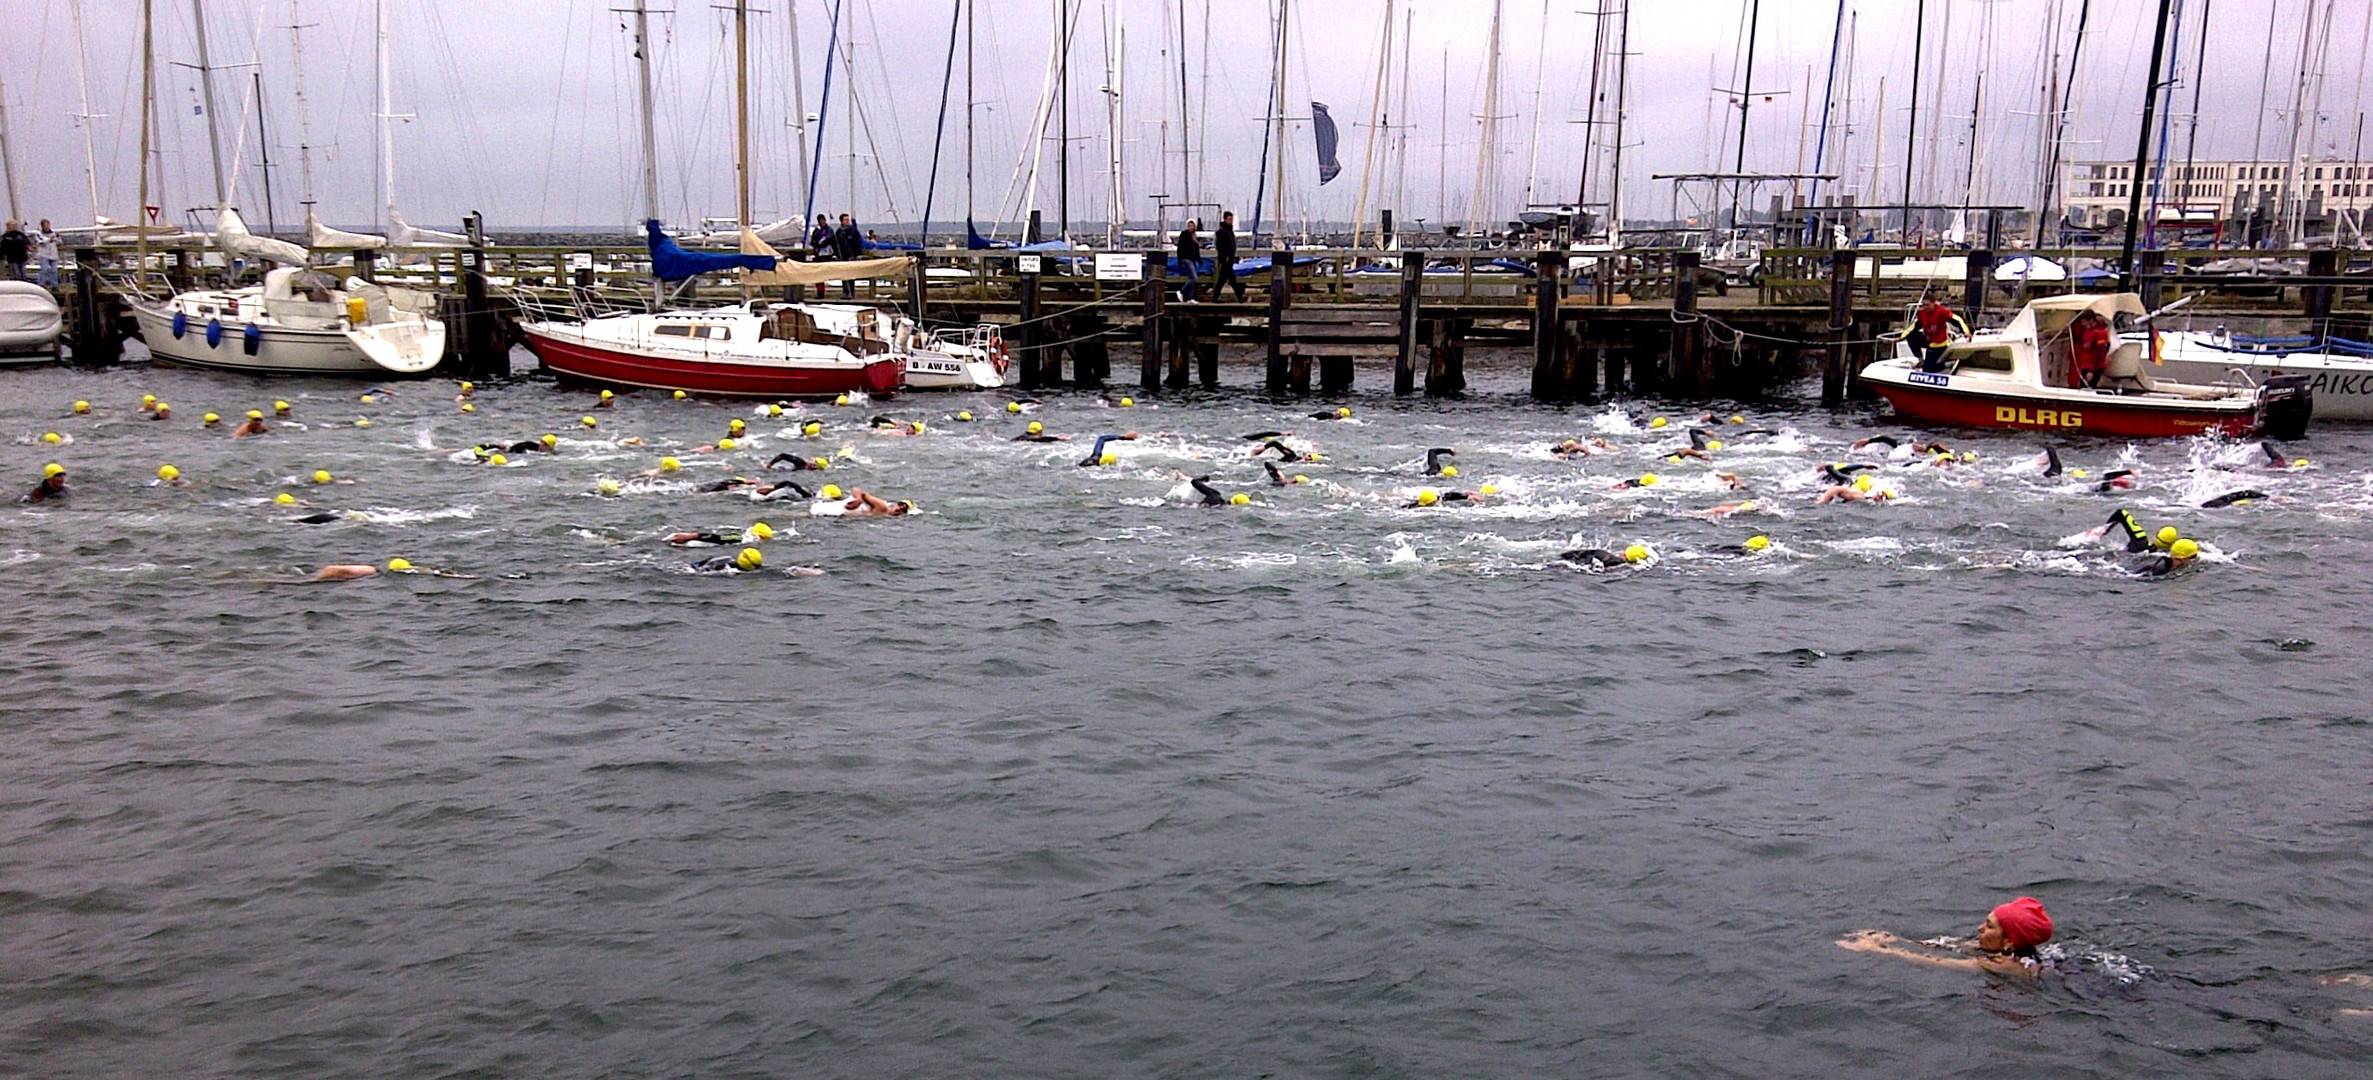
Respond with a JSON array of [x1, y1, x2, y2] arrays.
[[1837, 930, 1901, 952]]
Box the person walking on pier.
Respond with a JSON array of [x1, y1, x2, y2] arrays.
[[0, 222, 26, 281], [1175, 219, 1203, 302], [831, 214, 864, 299], [31, 221, 61, 288], [807, 214, 833, 255], [1214, 211, 1245, 301]]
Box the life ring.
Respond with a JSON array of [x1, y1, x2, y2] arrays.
[[988, 336, 1011, 373]]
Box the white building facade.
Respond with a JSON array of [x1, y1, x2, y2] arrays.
[[2062, 158, 2373, 233]]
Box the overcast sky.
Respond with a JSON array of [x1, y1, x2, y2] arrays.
[[2, 0, 2366, 235]]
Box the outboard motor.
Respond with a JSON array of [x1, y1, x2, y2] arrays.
[[2255, 373, 2313, 440]]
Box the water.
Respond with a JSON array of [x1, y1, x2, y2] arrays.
[[6, 356, 2373, 1078]]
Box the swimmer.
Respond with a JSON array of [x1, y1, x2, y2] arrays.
[[1076, 432, 1141, 466], [1610, 474, 1659, 491], [307, 564, 381, 582], [1817, 481, 1891, 504], [294, 511, 344, 524], [20, 464, 67, 503], [1422, 448, 1459, 476], [1558, 546, 1645, 570], [665, 530, 744, 546], [1686, 427, 1719, 451], [1851, 434, 1901, 451], [1714, 471, 1747, 491], [1403, 489, 1477, 508], [1262, 461, 1309, 486], [1551, 437, 1617, 457], [2260, 441, 2288, 466], [1309, 406, 1353, 420], [1818, 462, 1877, 486], [231, 410, 269, 437], [1239, 430, 1289, 441], [479, 435, 560, 456], [1186, 474, 1228, 507], [1838, 896, 2055, 977], [1688, 499, 1758, 519], [840, 487, 913, 517], [690, 547, 765, 573], [1012, 421, 1067, 443], [698, 476, 760, 493], [150, 402, 172, 421], [764, 452, 828, 471], [1668, 446, 1714, 462], [593, 389, 616, 408], [1240, 438, 1300, 462], [2041, 446, 2065, 477], [2094, 468, 2137, 493], [2132, 538, 2200, 577], [2201, 489, 2267, 508], [752, 479, 812, 501], [2103, 508, 2155, 551]]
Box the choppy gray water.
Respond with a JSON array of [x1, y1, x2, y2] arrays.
[[5, 356, 2372, 1078]]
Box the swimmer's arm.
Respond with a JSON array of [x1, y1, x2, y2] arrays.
[[1837, 931, 1986, 970]]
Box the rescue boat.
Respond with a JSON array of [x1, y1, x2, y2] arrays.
[[1859, 294, 2311, 440]]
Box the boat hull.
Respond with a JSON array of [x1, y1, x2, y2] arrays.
[[131, 303, 442, 376], [2152, 345, 2373, 421], [1866, 374, 2256, 438], [522, 324, 902, 398]]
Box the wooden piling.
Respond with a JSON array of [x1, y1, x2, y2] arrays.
[[1197, 315, 1220, 388], [1962, 248, 1994, 325], [1531, 247, 1562, 399], [1265, 247, 1291, 392], [461, 246, 501, 378], [1017, 263, 1045, 389], [72, 248, 117, 366], [1671, 251, 1703, 393], [1824, 253, 1854, 405], [908, 258, 929, 321], [1394, 257, 1421, 396], [2306, 248, 2339, 339], [2135, 255, 2163, 311], [1425, 318, 1466, 397], [1142, 257, 1166, 393], [1167, 312, 1193, 390], [353, 249, 375, 283]]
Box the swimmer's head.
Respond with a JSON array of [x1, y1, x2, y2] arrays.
[[835, 395, 850, 406], [674, 390, 688, 400], [142, 395, 157, 406], [1007, 401, 1022, 413], [1336, 407, 1352, 419], [386, 558, 412, 572], [274, 400, 291, 414], [356, 418, 372, 428], [459, 402, 475, 413], [957, 410, 974, 421], [1729, 414, 1744, 424], [2170, 538, 2200, 561], [2294, 457, 2310, 468], [658, 457, 681, 472], [541, 434, 558, 448], [581, 415, 598, 428], [2156, 526, 2179, 548], [1639, 473, 1659, 487], [40, 432, 61, 444], [717, 438, 738, 450], [1984, 897, 2053, 952], [203, 412, 220, 426], [599, 389, 614, 402], [909, 421, 926, 434], [1737, 500, 1757, 511], [487, 453, 508, 466], [275, 492, 296, 505], [803, 421, 823, 436], [1027, 421, 1044, 435], [313, 469, 332, 484], [596, 478, 622, 496], [1292, 474, 1309, 484], [1099, 453, 1117, 466], [767, 404, 783, 417], [748, 522, 775, 541], [820, 484, 843, 500], [153, 403, 168, 417], [729, 418, 746, 432], [1118, 397, 1135, 407], [72, 400, 89, 414], [810, 457, 829, 470], [1853, 474, 1873, 493], [2070, 467, 2089, 479], [1649, 416, 1667, 429], [1708, 440, 1724, 451], [1960, 451, 1977, 463], [459, 382, 475, 393], [1416, 489, 1440, 507], [1623, 544, 1649, 563], [156, 464, 180, 482], [1667, 455, 1683, 464], [1229, 492, 1250, 506], [1745, 534, 1770, 552], [734, 547, 764, 571], [43, 463, 65, 478], [1440, 465, 1458, 477], [1478, 484, 1499, 495]]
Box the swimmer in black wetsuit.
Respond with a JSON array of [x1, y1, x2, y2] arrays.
[[2095, 468, 2137, 493], [1558, 546, 1640, 569], [20, 466, 66, 503], [690, 547, 765, 573], [2201, 489, 2267, 508], [1687, 427, 1718, 451], [668, 530, 741, 546], [765, 452, 827, 471], [2043, 446, 2065, 477], [294, 511, 344, 524], [1188, 475, 1228, 506], [2104, 507, 2154, 552], [479, 435, 559, 455], [1852, 434, 1901, 451], [1252, 439, 1302, 462], [1239, 430, 1289, 441], [1423, 448, 1456, 475], [1262, 461, 1308, 486], [2131, 539, 2200, 577], [753, 479, 811, 500], [1013, 421, 1066, 442], [1552, 437, 1616, 457], [1819, 462, 1877, 485], [700, 476, 759, 493], [2261, 441, 2288, 466], [1309, 406, 1353, 420], [1403, 490, 1475, 508], [1076, 432, 1141, 466]]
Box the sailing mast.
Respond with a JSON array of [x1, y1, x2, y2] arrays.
[[1058, 0, 1073, 239], [0, 58, 18, 223], [1521, 0, 1548, 209], [69, 0, 107, 227], [253, 73, 277, 233], [1727, 0, 1764, 234], [2034, 0, 2089, 247], [2118, 0, 2178, 289], [1103, 1, 1123, 247], [1900, 0, 1925, 242], [1350, 0, 1396, 250], [189, 0, 230, 209], [734, 0, 751, 300], [1174, 0, 1192, 208], [288, 0, 317, 217], [1271, 0, 1290, 242], [138, 0, 157, 273], [1608, 0, 1631, 246], [376, 0, 395, 232], [1466, 0, 1503, 242], [787, 0, 811, 231], [625, 0, 663, 228]]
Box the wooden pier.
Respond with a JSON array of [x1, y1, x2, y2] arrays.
[[55, 241, 2373, 402]]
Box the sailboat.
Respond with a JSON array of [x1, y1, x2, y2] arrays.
[[129, 0, 444, 376], [305, 0, 466, 254], [520, 1, 1002, 397]]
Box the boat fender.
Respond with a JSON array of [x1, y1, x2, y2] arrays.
[[243, 323, 262, 356], [171, 311, 187, 339], [346, 296, 369, 325], [205, 319, 223, 348]]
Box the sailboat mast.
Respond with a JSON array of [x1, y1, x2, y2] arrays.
[[2036, 0, 2090, 247], [735, 0, 751, 230], [2118, 0, 2178, 289], [0, 64, 18, 222], [254, 72, 277, 233], [138, 0, 156, 272], [1058, 0, 1072, 238], [1729, 0, 1762, 233], [630, 0, 663, 225], [1272, 0, 1290, 242], [1521, 0, 1547, 208], [1466, 0, 1503, 242], [377, 0, 395, 230], [1806, 0, 1846, 226], [190, 0, 229, 208], [965, 0, 975, 224], [1900, 0, 1925, 241], [1175, 0, 1192, 206], [1105, 2, 1123, 248], [1608, 0, 1631, 246], [1351, 0, 1395, 250], [70, 0, 106, 227], [787, 0, 811, 230], [288, 0, 316, 210]]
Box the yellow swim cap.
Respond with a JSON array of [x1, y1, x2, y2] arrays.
[[2294, 458, 2310, 468], [767, 404, 783, 417], [1479, 483, 1500, 495], [910, 421, 926, 434], [1229, 492, 1251, 505], [1649, 416, 1667, 428], [2156, 526, 2179, 547], [1336, 407, 1352, 418], [1666, 455, 1683, 464], [275, 492, 296, 504], [811, 457, 829, 470], [40, 432, 61, 444], [2070, 468, 2088, 479], [43, 463, 65, 477], [729, 418, 746, 430], [1440, 465, 1459, 477], [834, 446, 854, 459], [1007, 401, 1023, 413], [153, 403, 169, 414], [142, 395, 156, 405], [1417, 489, 1440, 506], [1623, 544, 1649, 563], [204, 413, 220, 424], [460, 402, 476, 413], [748, 522, 775, 541], [1737, 499, 1757, 511], [541, 433, 558, 447], [835, 394, 850, 406], [1708, 440, 1725, 451], [1745, 534, 1771, 551], [1027, 421, 1044, 434], [248, 410, 265, 420], [1730, 414, 1745, 424], [1292, 474, 1309, 484], [387, 558, 412, 572], [1099, 453, 1117, 466], [361, 394, 375, 403], [596, 478, 622, 496], [356, 418, 373, 428], [717, 438, 738, 451], [274, 400, 291, 413], [459, 382, 474, 392], [1639, 473, 1659, 486], [735, 547, 764, 571], [599, 389, 613, 400], [488, 453, 508, 466], [157, 464, 180, 482], [1853, 474, 1873, 492], [581, 415, 598, 427], [313, 469, 333, 484], [1119, 397, 1135, 407], [1960, 451, 1977, 463], [803, 421, 823, 435], [72, 400, 89, 414], [2171, 538, 2200, 559], [659, 457, 681, 472], [821, 484, 843, 500], [957, 410, 974, 421], [674, 390, 688, 400]]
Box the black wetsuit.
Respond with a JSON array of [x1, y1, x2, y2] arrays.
[[1559, 547, 1629, 569], [2202, 489, 2267, 508], [766, 453, 823, 470], [2261, 441, 2287, 465], [674, 532, 738, 546], [1688, 427, 1717, 450], [758, 480, 812, 500], [295, 511, 342, 524], [868, 415, 899, 429], [1264, 462, 1290, 486], [1423, 448, 1456, 475], [1188, 476, 1227, 507], [1820, 462, 1877, 485], [19, 478, 65, 503], [690, 554, 744, 572], [1857, 434, 1901, 449], [2044, 446, 2065, 477], [2095, 469, 2136, 493], [1077, 434, 1133, 466], [1239, 431, 1287, 441], [1309, 409, 1348, 420], [1013, 433, 1064, 443], [1254, 439, 1301, 462], [2106, 508, 2153, 552], [1404, 491, 1473, 508], [700, 477, 755, 493], [2131, 554, 2193, 577]]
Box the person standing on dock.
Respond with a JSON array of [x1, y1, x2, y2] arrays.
[[1175, 219, 1203, 302], [831, 214, 864, 299], [31, 221, 61, 288], [0, 222, 26, 281], [807, 214, 833, 255], [1214, 211, 1245, 301]]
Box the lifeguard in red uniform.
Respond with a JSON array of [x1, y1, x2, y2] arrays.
[[2069, 310, 2112, 388], [1914, 298, 1956, 371]]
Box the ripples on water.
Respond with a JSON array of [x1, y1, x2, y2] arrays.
[[4, 358, 2371, 1077]]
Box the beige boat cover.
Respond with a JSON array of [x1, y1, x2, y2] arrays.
[[738, 227, 913, 286]]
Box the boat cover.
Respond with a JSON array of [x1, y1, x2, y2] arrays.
[[649, 220, 776, 281]]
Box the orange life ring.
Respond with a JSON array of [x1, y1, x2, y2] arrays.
[[989, 337, 1011, 373]]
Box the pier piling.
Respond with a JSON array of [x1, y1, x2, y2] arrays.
[[2306, 249, 2339, 339], [72, 248, 117, 366], [1531, 248, 1562, 400], [1962, 249, 1994, 325], [1824, 254, 1854, 405], [1672, 251, 1703, 393], [1394, 257, 1421, 396], [1142, 257, 1166, 394], [1265, 247, 1291, 392]]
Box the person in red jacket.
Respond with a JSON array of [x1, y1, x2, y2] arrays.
[[2069, 310, 2112, 388], [1914, 297, 1956, 371]]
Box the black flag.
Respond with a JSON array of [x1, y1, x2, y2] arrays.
[[1311, 101, 1342, 186]]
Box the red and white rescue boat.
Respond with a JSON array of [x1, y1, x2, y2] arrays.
[[521, 302, 905, 398]]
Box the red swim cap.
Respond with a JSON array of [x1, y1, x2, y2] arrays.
[[1992, 896, 2054, 950]]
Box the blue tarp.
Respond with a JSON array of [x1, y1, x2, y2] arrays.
[[864, 238, 924, 252], [647, 220, 774, 281], [1229, 253, 1324, 276], [966, 220, 1010, 250], [1311, 101, 1343, 185]]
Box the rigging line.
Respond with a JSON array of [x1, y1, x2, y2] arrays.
[[802, 0, 841, 226], [921, 0, 964, 243], [536, 0, 579, 227]]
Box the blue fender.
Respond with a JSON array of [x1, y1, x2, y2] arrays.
[[243, 323, 262, 356], [170, 311, 187, 339], [205, 319, 223, 348]]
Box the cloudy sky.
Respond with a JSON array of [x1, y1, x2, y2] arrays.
[[0, 0, 2364, 236]]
